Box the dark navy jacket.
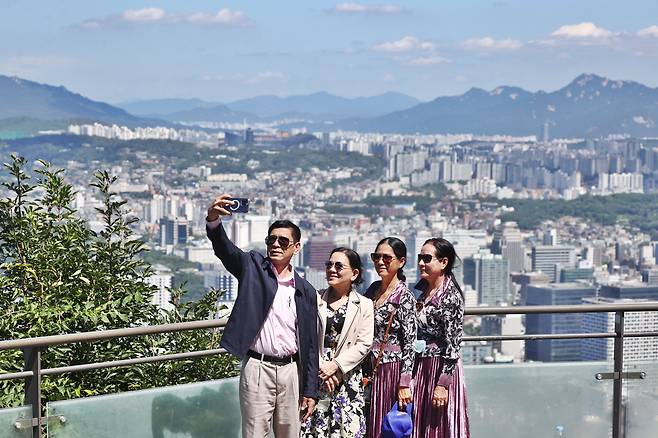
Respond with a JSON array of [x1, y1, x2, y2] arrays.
[[207, 222, 319, 399]]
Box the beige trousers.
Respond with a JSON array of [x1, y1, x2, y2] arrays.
[[239, 356, 301, 438]]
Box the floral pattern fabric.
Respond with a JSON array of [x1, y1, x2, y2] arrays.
[[301, 301, 366, 438], [415, 277, 465, 377], [364, 280, 416, 386]]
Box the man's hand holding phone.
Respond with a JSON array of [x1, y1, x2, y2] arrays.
[[207, 193, 242, 221]]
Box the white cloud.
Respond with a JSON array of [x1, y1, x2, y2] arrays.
[[462, 37, 522, 50], [409, 55, 450, 66], [184, 9, 250, 25], [122, 8, 166, 22], [383, 73, 394, 82], [551, 22, 613, 38], [372, 36, 434, 53], [638, 25, 658, 38], [79, 8, 250, 28], [332, 3, 404, 14]]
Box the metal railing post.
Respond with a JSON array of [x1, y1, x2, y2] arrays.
[[612, 311, 624, 438], [23, 347, 42, 438]]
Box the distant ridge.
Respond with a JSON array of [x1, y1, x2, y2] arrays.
[[341, 74, 658, 137], [0, 75, 155, 127], [2, 73, 658, 138]]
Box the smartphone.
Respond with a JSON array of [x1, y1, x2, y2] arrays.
[[228, 197, 249, 213]]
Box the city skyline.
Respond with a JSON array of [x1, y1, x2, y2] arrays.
[[2, 1, 658, 102]]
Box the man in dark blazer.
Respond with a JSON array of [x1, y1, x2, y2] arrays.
[[206, 193, 318, 437]]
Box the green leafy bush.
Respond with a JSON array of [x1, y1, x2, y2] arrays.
[[0, 155, 237, 408]]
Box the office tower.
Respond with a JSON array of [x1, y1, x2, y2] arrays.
[[642, 269, 658, 286], [531, 245, 576, 282], [511, 272, 550, 305], [491, 221, 525, 273], [145, 265, 173, 310], [525, 283, 597, 362], [559, 266, 595, 283], [303, 236, 335, 271], [542, 228, 559, 246], [244, 127, 254, 146], [501, 314, 524, 361], [204, 268, 238, 302], [582, 297, 658, 362], [146, 194, 166, 224], [224, 131, 242, 146], [230, 218, 250, 249], [406, 230, 433, 286], [463, 251, 510, 306], [301, 267, 327, 291], [461, 341, 493, 365], [247, 215, 271, 247], [599, 283, 658, 300], [159, 217, 190, 247]]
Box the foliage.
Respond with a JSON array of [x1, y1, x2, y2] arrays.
[[0, 155, 238, 408], [1, 135, 387, 181], [497, 194, 658, 239]]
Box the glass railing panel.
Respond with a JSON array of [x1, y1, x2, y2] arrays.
[[624, 360, 658, 437], [465, 361, 613, 438], [46, 377, 241, 438], [44, 362, 616, 437], [0, 405, 33, 437]]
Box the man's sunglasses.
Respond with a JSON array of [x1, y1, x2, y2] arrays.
[[324, 261, 349, 271], [370, 253, 395, 264], [265, 235, 294, 249]]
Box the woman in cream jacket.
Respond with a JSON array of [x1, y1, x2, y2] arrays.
[[301, 247, 374, 438]]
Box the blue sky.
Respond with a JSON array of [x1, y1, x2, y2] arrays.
[[2, 0, 658, 103]]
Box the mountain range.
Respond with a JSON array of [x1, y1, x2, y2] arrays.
[[342, 73, 658, 137], [2, 73, 658, 138], [0, 75, 145, 126], [117, 91, 421, 121]]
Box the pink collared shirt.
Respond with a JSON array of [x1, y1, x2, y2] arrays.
[[250, 265, 298, 357], [207, 217, 298, 357]]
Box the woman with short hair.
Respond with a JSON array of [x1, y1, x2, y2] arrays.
[[301, 247, 374, 438]]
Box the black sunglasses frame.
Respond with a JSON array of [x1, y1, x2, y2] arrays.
[[417, 254, 448, 264], [370, 252, 395, 264], [324, 261, 350, 271], [265, 235, 294, 249]]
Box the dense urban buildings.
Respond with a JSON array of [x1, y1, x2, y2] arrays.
[[11, 125, 658, 365]]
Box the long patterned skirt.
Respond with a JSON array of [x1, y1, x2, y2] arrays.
[[412, 356, 470, 438], [367, 360, 402, 438], [301, 362, 367, 438]]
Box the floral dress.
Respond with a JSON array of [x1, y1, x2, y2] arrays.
[[301, 300, 367, 438]]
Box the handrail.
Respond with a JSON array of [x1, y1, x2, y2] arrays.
[[463, 302, 658, 315], [0, 318, 225, 351], [2, 302, 657, 438], [3, 302, 658, 352]]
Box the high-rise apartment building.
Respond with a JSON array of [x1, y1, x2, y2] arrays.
[[582, 297, 658, 362], [464, 251, 510, 306]]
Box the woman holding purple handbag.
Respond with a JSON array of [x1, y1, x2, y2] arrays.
[[412, 238, 470, 438]]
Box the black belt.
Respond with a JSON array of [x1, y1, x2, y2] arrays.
[[247, 349, 298, 364]]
